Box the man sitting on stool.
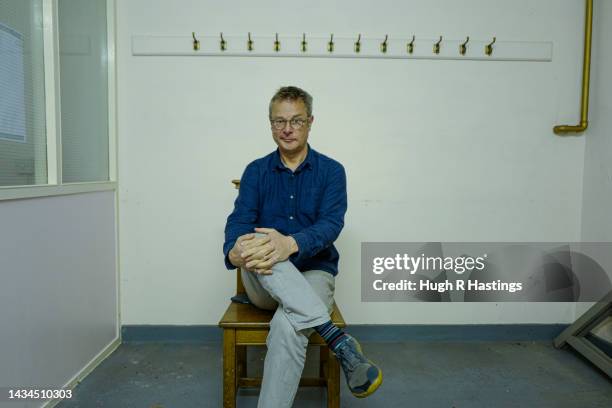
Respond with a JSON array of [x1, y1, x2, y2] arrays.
[[223, 86, 382, 408]]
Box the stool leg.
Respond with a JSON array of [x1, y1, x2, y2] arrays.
[[223, 329, 237, 408], [326, 347, 340, 408], [236, 345, 247, 389], [319, 346, 328, 378]]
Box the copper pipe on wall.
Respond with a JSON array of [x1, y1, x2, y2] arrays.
[[554, 0, 593, 135]]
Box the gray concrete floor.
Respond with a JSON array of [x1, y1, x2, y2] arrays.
[[56, 341, 611, 408]]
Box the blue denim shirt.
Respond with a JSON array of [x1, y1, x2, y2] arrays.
[[223, 145, 347, 276]]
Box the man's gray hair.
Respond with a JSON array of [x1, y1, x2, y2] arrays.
[[269, 86, 313, 118]]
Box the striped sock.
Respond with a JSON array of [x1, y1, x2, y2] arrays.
[[315, 321, 348, 352]]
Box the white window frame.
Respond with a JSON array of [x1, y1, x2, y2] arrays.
[[0, 0, 117, 201]]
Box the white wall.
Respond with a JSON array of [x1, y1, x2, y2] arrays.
[[579, 0, 612, 317], [117, 0, 590, 325], [581, 0, 612, 243], [0, 192, 118, 403]]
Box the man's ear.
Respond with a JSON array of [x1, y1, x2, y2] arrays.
[[309, 115, 314, 125]]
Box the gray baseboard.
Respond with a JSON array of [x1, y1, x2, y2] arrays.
[[121, 324, 569, 343]]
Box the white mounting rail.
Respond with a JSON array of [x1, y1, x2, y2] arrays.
[[132, 34, 552, 62]]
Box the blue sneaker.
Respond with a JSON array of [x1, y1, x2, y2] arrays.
[[334, 334, 383, 398]]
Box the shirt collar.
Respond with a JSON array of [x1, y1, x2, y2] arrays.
[[272, 144, 314, 173]]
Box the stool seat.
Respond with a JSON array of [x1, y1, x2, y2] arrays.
[[219, 302, 274, 328], [220, 301, 346, 345], [220, 301, 346, 328]]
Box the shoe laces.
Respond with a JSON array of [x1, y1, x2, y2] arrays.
[[336, 338, 364, 374]]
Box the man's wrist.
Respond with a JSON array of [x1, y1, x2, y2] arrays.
[[286, 235, 299, 255], [228, 246, 243, 268]]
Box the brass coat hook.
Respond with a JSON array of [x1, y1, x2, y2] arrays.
[[220, 32, 226, 51], [485, 37, 496, 56], [274, 33, 280, 52], [301, 33, 307, 52], [247, 32, 253, 51], [192, 32, 200, 51], [433, 36, 442, 54], [328, 34, 334, 52], [407, 35, 415, 54], [460, 36, 469, 55], [354, 33, 361, 53], [380, 34, 388, 53]]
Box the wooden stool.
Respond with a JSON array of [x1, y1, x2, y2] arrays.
[[218, 180, 346, 408]]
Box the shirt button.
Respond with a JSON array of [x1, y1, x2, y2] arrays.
[[289, 216, 294, 220], [290, 195, 294, 199]]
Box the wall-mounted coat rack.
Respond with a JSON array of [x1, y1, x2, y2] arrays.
[[132, 34, 552, 62]]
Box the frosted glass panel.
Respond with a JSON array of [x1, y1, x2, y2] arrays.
[[0, 0, 48, 186], [58, 0, 109, 183]]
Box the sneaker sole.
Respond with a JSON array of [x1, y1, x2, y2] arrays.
[[353, 365, 383, 398]]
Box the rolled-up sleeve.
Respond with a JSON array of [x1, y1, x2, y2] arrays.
[[290, 162, 347, 261], [223, 162, 260, 270]]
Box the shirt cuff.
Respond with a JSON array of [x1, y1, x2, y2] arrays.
[[290, 232, 310, 261], [223, 241, 237, 270], [224, 253, 236, 270]]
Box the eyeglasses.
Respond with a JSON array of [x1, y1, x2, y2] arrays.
[[270, 117, 309, 130]]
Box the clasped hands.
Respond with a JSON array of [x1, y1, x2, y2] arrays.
[[229, 228, 298, 275]]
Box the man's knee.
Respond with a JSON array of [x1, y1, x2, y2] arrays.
[[256, 259, 296, 284]]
